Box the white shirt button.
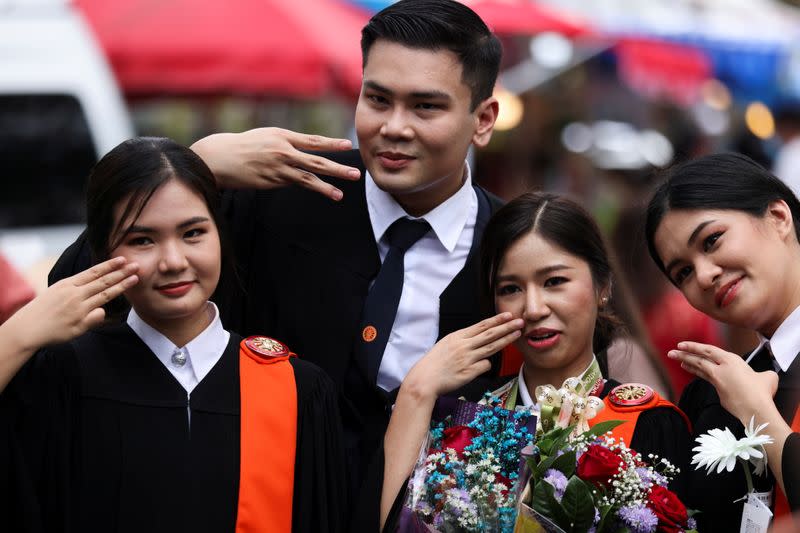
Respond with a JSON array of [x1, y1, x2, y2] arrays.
[[171, 349, 187, 367]]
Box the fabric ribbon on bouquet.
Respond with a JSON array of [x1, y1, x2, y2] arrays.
[[535, 357, 605, 436]]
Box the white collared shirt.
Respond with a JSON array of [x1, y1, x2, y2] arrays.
[[749, 304, 800, 372], [517, 364, 538, 414], [366, 163, 478, 392], [127, 302, 231, 393]]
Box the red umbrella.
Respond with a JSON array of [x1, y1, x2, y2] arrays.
[[462, 0, 593, 38], [73, 0, 369, 98]]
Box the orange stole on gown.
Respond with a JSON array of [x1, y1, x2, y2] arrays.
[[236, 337, 298, 533], [588, 384, 691, 446]]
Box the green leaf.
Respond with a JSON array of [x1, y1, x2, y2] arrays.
[[550, 427, 573, 453], [537, 438, 554, 455], [561, 476, 596, 532], [550, 450, 577, 478], [532, 480, 571, 529], [536, 455, 558, 478], [595, 504, 615, 532], [536, 427, 571, 455], [526, 456, 541, 478], [583, 420, 625, 439]]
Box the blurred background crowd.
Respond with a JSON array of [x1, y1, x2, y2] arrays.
[[3, 0, 800, 399]]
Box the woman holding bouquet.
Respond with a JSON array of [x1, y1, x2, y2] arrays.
[[645, 152, 800, 530], [378, 192, 692, 530], [0, 138, 346, 532]]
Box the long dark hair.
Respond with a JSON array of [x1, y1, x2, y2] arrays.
[[480, 191, 622, 377], [645, 152, 800, 274], [84, 137, 235, 318]]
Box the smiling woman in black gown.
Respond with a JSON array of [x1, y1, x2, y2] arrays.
[[645, 152, 800, 530], [0, 138, 346, 533]]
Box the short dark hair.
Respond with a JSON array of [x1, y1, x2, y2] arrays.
[[85, 137, 235, 317], [361, 0, 502, 110], [480, 191, 621, 372], [645, 152, 800, 274]]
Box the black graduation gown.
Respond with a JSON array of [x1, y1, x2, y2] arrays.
[[354, 378, 692, 532], [785, 432, 800, 512], [0, 323, 346, 533], [599, 379, 692, 495], [679, 378, 779, 532], [680, 346, 800, 531]]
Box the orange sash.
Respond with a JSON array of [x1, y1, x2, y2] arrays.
[[774, 407, 800, 520], [588, 390, 691, 447], [235, 339, 298, 533]]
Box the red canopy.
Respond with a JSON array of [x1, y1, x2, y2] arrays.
[[74, 0, 369, 98], [463, 0, 593, 38], [615, 38, 713, 106]]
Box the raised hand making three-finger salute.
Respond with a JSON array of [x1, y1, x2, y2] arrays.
[[0, 257, 138, 391]]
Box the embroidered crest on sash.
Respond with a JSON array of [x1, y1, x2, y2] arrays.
[[608, 383, 654, 407], [244, 336, 289, 358]]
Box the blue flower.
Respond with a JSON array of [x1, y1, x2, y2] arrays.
[[617, 504, 658, 533]]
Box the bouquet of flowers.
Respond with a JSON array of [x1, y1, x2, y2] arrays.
[[516, 421, 698, 533], [398, 393, 537, 532]]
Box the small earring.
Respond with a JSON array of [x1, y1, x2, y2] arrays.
[[600, 296, 609, 306]]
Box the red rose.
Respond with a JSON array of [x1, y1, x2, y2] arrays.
[[576, 444, 625, 487], [647, 485, 688, 533], [494, 472, 513, 496], [442, 426, 479, 458]]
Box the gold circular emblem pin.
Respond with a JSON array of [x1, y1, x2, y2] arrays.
[[244, 336, 289, 358], [609, 383, 654, 407], [362, 325, 377, 342]]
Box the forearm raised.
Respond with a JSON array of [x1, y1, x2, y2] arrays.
[[381, 380, 437, 529]]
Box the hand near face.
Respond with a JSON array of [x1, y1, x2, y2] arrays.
[[5, 257, 139, 352], [668, 341, 779, 424], [190, 127, 361, 201], [402, 313, 523, 400]]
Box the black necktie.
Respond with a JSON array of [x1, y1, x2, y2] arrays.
[[749, 343, 775, 373], [355, 218, 431, 386], [750, 343, 800, 422]]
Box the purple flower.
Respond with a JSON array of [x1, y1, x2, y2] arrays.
[[543, 469, 568, 499], [416, 501, 433, 515], [617, 504, 658, 533], [687, 517, 697, 530], [636, 467, 667, 487], [442, 487, 477, 521]]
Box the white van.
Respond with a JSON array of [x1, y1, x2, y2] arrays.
[[0, 0, 134, 289]]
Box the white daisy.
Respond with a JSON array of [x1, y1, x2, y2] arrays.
[[691, 416, 773, 475]]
